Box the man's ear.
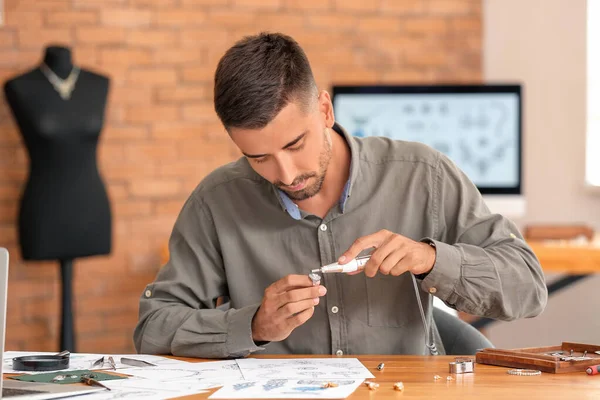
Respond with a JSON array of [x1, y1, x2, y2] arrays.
[[318, 90, 335, 129]]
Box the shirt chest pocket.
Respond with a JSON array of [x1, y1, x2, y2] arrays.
[[365, 274, 422, 328]]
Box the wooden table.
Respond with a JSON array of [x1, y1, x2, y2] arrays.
[[528, 241, 600, 273], [170, 355, 600, 400], [467, 241, 600, 330]]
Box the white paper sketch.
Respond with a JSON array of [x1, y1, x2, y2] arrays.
[[3, 354, 369, 398], [2, 351, 188, 375], [118, 359, 243, 383], [101, 377, 210, 397], [78, 387, 204, 400], [210, 379, 364, 399], [235, 358, 374, 381]]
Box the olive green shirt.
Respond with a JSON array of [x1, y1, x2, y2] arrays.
[[133, 123, 547, 358]]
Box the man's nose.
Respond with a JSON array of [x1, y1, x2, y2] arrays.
[[276, 155, 297, 186]]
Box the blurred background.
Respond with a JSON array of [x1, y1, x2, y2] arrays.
[[0, 0, 598, 354]]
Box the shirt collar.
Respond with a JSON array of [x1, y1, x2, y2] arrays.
[[274, 122, 359, 220]]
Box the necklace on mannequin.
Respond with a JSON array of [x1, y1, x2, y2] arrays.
[[40, 63, 80, 100]]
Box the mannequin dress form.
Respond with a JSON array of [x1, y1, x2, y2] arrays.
[[3, 45, 112, 352]]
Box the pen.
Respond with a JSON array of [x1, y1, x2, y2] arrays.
[[311, 256, 371, 274]]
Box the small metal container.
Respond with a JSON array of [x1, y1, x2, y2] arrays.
[[449, 358, 474, 374]]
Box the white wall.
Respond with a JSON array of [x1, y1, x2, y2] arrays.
[[483, 0, 600, 347], [484, 0, 600, 229]]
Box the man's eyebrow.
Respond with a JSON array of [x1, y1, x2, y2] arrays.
[[282, 131, 307, 149], [242, 131, 308, 158]]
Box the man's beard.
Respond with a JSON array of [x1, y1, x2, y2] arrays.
[[277, 130, 332, 201]]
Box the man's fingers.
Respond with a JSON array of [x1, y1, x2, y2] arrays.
[[269, 274, 314, 294], [363, 233, 397, 277], [255, 276, 324, 342], [278, 298, 318, 320], [285, 306, 315, 330], [339, 236, 376, 264], [372, 237, 407, 276], [338, 230, 389, 264], [277, 286, 326, 309], [389, 257, 413, 276], [379, 250, 406, 276]]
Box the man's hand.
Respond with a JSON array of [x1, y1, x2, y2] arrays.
[[252, 275, 327, 343], [338, 230, 436, 278]]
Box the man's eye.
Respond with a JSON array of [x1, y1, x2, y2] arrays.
[[252, 157, 267, 164], [288, 143, 305, 152]]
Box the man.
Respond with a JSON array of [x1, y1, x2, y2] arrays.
[[133, 32, 547, 358]]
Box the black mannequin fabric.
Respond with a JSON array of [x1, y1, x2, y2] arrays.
[[3, 46, 112, 261]]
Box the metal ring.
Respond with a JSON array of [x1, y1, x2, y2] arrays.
[[308, 273, 321, 285], [507, 369, 541, 376]]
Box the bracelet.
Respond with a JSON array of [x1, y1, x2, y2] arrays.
[[415, 239, 436, 280], [506, 369, 541, 376]]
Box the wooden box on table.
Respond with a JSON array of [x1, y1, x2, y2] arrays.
[[476, 342, 600, 373]]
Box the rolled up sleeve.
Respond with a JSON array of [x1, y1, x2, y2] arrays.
[[420, 152, 548, 321], [133, 195, 265, 358]]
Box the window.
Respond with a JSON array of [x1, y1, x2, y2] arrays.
[[587, 0, 600, 186]]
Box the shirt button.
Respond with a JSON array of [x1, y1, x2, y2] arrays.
[[510, 233, 517, 239], [331, 306, 339, 314], [336, 350, 344, 356], [429, 287, 437, 294], [319, 224, 327, 231], [145, 290, 152, 298]]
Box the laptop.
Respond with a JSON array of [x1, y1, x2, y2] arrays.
[[0, 248, 102, 398]]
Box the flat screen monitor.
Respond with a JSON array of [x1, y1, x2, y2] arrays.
[[331, 85, 522, 197]]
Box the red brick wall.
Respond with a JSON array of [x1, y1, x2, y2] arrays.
[[0, 0, 481, 353]]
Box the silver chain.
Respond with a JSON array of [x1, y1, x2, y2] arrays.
[[40, 63, 80, 100], [411, 274, 439, 356]]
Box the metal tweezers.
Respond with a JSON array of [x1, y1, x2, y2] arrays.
[[91, 356, 116, 370], [120, 357, 157, 367], [91, 356, 157, 369]]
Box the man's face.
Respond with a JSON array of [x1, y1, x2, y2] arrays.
[[229, 91, 335, 201]]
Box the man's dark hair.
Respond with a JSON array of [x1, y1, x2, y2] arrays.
[[214, 32, 318, 130]]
